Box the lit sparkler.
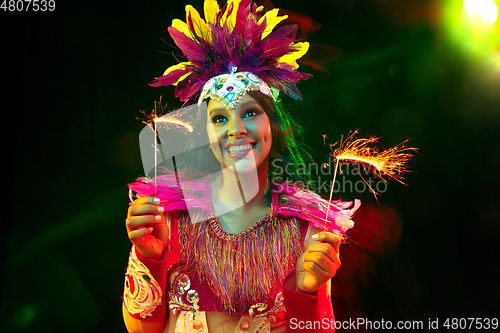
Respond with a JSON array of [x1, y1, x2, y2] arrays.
[[139, 97, 194, 133], [323, 130, 417, 227], [330, 130, 417, 186], [138, 97, 195, 193]]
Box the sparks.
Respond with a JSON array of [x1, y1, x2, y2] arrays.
[[322, 130, 417, 227], [321, 133, 328, 145], [154, 117, 193, 132], [138, 97, 194, 133], [330, 130, 417, 186], [137, 97, 196, 197]]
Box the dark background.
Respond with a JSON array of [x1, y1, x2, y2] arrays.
[[3, 0, 500, 332]]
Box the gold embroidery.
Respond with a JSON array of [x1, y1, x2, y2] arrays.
[[249, 292, 284, 323], [169, 270, 200, 316], [123, 247, 162, 318]]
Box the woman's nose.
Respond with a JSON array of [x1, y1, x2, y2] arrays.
[[228, 118, 247, 137]]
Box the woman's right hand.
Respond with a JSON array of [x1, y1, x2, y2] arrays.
[[126, 197, 170, 261]]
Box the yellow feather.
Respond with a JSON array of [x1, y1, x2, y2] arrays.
[[162, 62, 187, 76], [220, 0, 243, 31], [186, 5, 211, 42], [173, 72, 192, 86], [204, 0, 220, 24], [225, 0, 240, 32], [162, 62, 192, 86], [277, 42, 310, 69], [172, 19, 193, 39], [219, 0, 231, 26], [258, 8, 288, 39]]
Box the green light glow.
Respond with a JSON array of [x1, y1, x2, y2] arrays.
[[463, 0, 498, 24], [442, 0, 500, 55], [13, 304, 39, 327]]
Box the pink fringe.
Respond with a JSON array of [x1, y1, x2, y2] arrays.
[[128, 172, 360, 236]]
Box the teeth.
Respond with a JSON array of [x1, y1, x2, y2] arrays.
[[228, 144, 253, 153]]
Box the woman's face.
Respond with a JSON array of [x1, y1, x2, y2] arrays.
[[206, 93, 272, 173]]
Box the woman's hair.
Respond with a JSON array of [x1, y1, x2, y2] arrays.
[[175, 91, 316, 188]]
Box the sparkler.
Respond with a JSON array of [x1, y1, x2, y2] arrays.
[[137, 98, 197, 241], [331, 130, 416, 185], [139, 98, 194, 133], [323, 130, 417, 227], [138, 97, 194, 194]]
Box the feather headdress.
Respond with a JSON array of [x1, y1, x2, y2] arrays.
[[149, 0, 312, 102]]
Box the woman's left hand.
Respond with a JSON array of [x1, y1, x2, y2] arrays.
[[295, 232, 341, 294]]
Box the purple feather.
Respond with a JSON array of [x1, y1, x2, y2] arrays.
[[153, 0, 312, 101], [149, 68, 190, 87], [263, 25, 298, 42]]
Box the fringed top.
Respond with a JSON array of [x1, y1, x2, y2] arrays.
[[128, 171, 360, 316], [174, 210, 303, 316]]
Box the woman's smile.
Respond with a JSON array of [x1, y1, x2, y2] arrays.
[[206, 93, 272, 173], [224, 139, 256, 158]]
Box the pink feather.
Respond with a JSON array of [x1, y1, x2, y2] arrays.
[[128, 172, 359, 236]]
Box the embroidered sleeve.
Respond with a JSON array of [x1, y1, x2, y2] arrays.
[[123, 246, 167, 320]]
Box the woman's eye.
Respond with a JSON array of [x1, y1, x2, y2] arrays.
[[243, 110, 258, 118], [212, 115, 227, 123]]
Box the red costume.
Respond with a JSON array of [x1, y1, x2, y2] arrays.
[[124, 177, 359, 332], [123, 1, 361, 331]]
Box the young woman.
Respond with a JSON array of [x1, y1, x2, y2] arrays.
[[123, 1, 359, 332]]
